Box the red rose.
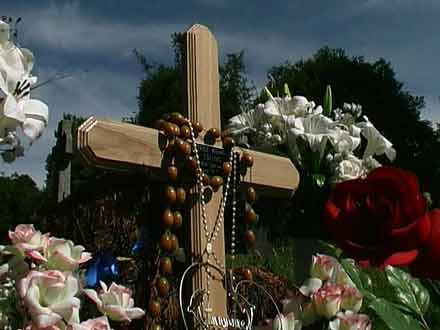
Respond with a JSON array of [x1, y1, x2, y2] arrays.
[[410, 209, 440, 279], [325, 167, 430, 267]]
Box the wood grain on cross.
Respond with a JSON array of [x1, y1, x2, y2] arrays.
[[77, 24, 299, 321]]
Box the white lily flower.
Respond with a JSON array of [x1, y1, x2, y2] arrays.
[[288, 114, 337, 161], [264, 96, 321, 124], [357, 116, 396, 161], [0, 19, 49, 157], [226, 106, 265, 136]]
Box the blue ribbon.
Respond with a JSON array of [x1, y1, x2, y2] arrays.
[[85, 251, 119, 288]]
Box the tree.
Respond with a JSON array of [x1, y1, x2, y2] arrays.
[[0, 173, 42, 242], [134, 35, 254, 128], [220, 51, 255, 127], [265, 47, 440, 205]]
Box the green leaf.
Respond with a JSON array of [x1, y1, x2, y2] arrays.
[[372, 318, 393, 330], [323, 85, 332, 116], [317, 241, 342, 258], [369, 298, 424, 330], [385, 266, 430, 316], [340, 258, 365, 291], [284, 83, 291, 97]]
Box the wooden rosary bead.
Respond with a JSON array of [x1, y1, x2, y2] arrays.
[[159, 257, 173, 274], [148, 300, 161, 317], [186, 156, 198, 173], [166, 166, 178, 181], [210, 176, 224, 192], [173, 211, 183, 229], [246, 187, 257, 204], [242, 268, 253, 282], [222, 162, 232, 176], [169, 112, 186, 125], [244, 230, 256, 246], [163, 122, 175, 138], [244, 208, 257, 225], [156, 277, 170, 297], [176, 187, 186, 204], [154, 119, 166, 130], [159, 233, 175, 252], [180, 124, 191, 139], [178, 140, 192, 156], [222, 136, 235, 151], [170, 234, 179, 251], [209, 127, 221, 139], [202, 174, 210, 186], [172, 124, 180, 137], [192, 121, 204, 134], [242, 152, 254, 167], [204, 127, 220, 145], [162, 209, 174, 228], [164, 186, 176, 204]]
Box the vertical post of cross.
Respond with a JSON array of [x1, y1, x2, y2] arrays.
[[57, 119, 72, 203], [184, 24, 228, 318]]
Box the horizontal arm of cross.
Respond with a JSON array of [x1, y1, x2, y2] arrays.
[[77, 117, 299, 197]]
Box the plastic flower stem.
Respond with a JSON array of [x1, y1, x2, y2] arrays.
[[264, 86, 274, 101]]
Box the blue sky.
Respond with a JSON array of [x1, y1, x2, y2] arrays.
[[2, 0, 440, 187]]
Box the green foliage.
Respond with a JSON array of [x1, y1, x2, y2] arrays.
[[369, 298, 424, 330], [219, 51, 255, 127], [133, 52, 184, 127], [227, 242, 296, 285], [339, 260, 433, 329], [385, 266, 430, 316], [0, 291, 22, 329], [0, 173, 42, 242]]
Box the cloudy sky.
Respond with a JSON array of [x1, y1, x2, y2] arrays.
[[2, 0, 440, 187]]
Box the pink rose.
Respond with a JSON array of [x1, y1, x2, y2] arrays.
[[8, 224, 49, 261], [18, 270, 80, 328], [84, 282, 144, 322], [25, 324, 64, 330], [67, 316, 112, 330], [329, 311, 371, 330], [310, 254, 338, 281], [312, 283, 343, 319], [45, 238, 92, 271]]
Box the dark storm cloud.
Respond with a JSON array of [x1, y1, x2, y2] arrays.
[[1, 0, 439, 185]]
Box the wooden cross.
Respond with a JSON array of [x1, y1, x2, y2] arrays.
[[77, 24, 299, 324], [57, 119, 73, 203]]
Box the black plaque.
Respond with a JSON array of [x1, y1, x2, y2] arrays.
[[197, 143, 228, 177]]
